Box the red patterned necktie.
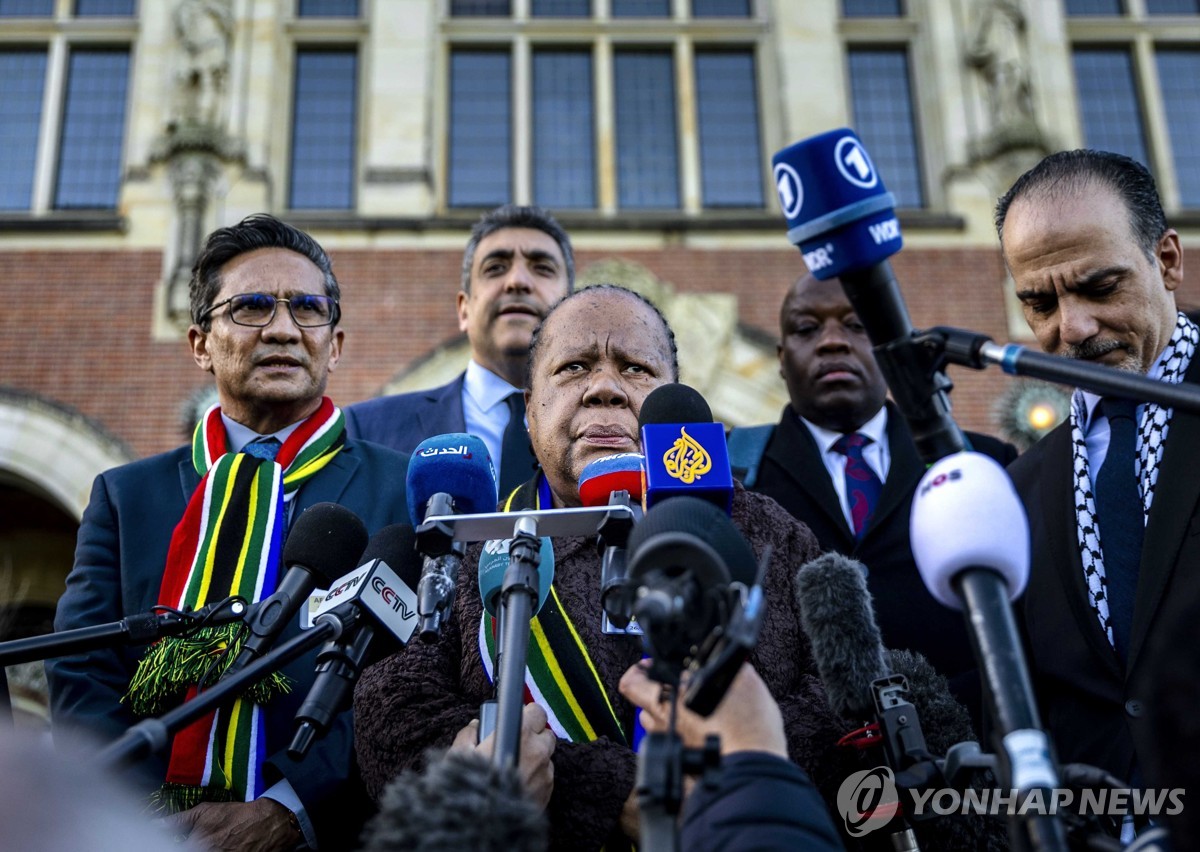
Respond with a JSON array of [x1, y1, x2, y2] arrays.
[[833, 432, 883, 539]]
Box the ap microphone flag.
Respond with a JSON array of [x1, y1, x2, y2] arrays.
[[772, 128, 902, 280]]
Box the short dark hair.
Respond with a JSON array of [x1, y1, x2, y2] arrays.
[[190, 214, 341, 329], [460, 205, 575, 294], [526, 284, 679, 387], [994, 149, 1168, 261]]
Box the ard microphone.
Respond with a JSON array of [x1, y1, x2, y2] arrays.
[[224, 502, 368, 677], [772, 129, 966, 463], [288, 523, 422, 758], [360, 749, 546, 852], [911, 452, 1067, 850], [639, 384, 734, 513], [407, 433, 498, 642], [579, 453, 645, 629]]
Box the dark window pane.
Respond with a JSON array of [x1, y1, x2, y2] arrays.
[[614, 50, 679, 208], [297, 0, 360, 15], [531, 0, 589, 15], [74, 0, 135, 15], [450, 0, 510, 15], [54, 49, 129, 209], [1064, 0, 1123, 14], [0, 50, 46, 210], [533, 50, 594, 208], [1157, 49, 1200, 206], [1073, 48, 1149, 167], [290, 50, 357, 210], [847, 48, 924, 207], [612, 0, 670, 16], [695, 50, 762, 207], [842, 0, 903, 16], [0, 0, 53, 15], [1146, 0, 1199, 13], [448, 50, 511, 207], [691, 0, 750, 15]]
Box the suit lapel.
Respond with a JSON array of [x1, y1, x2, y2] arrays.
[[866, 406, 923, 539], [765, 412, 854, 542], [416, 374, 468, 440], [1128, 356, 1200, 670], [178, 455, 201, 502], [292, 445, 361, 514]]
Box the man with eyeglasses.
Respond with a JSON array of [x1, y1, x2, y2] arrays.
[[47, 214, 412, 852]]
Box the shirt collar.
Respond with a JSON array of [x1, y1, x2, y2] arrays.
[[798, 405, 889, 454], [220, 412, 305, 455], [464, 359, 522, 412]]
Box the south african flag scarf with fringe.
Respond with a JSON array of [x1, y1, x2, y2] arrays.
[[126, 397, 345, 812]]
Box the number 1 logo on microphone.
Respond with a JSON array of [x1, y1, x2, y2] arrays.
[[835, 137, 878, 189]]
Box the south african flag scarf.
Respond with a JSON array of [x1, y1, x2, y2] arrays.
[[126, 397, 345, 812]]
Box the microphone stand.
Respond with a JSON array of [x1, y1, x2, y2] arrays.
[[0, 598, 249, 667], [491, 515, 542, 770], [921, 326, 1200, 414], [98, 617, 343, 771]]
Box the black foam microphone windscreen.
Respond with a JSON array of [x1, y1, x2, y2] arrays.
[[637, 382, 714, 428], [284, 502, 372, 588]]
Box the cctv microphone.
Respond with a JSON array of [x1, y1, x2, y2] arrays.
[[911, 451, 1068, 850], [288, 523, 422, 759], [772, 129, 966, 463], [406, 433, 498, 643], [224, 502, 369, 678], [638, 384, 734, 513], [579, 453, 646, 630]]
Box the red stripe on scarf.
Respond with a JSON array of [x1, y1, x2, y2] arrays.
[[204, 408, 228, 463], [165, 686, 217, 786], [160, 489, 206, 608], [277, 397, 335, 468]]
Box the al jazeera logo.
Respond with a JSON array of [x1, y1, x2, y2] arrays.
[[662, 426, 712, 484]]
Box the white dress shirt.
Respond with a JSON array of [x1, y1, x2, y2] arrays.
[[461, 359, 523, 495], [799, 406, 891, 530]]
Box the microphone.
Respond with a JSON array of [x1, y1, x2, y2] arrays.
[[772, 129, 966, 463], [910, 451, 1067, 849], [478, 536, 556, 619], [579, 453, 646, 630], [224, 502, 368, 677], [288, 523, 422, 759], [638, 384, 734, 513], [406, 433, 498, 642], [360, 749, 546, 852]]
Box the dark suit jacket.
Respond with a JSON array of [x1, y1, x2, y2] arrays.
[[750, 402, 1018, 730], [1008, 354, 1200, 783], [46, 437, 411, 847], [344, 374, 467, 455]]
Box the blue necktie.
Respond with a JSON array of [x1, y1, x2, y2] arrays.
[[833, 433, 883, 540], [1094, 398, 1143, 662], [243, 436, 282, 462]]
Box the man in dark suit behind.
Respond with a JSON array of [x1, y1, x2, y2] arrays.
[[47, 215, 412, 851], [345, 205, 573, 499], [732, 272, 1017, 730], [999, 150, 1200, 794]]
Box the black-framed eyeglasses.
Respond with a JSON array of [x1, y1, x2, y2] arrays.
[[202, 293, 340, 328]]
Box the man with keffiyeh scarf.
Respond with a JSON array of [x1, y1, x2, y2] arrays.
[[47, 215, 412, 851]]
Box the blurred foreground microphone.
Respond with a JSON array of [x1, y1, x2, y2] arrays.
[[579, 453, 645, 630], [639, 384, 733, 513], [626, 496, 759, 709], [360, 749, 546, 852], [772, 129, 965, 463], [911, 452, 1067, 850], [225, 502, 368, 678], [289, 523, 422, 759], [478, 536, 555, 620], [407, 433, 497, 642]]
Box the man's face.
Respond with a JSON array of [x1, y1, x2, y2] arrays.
[[525, 290, 674, 507], [777, 276, 888, 433], [457, 227, 570, 379], [1004, 184, 1182, 374], [188, 247, 344, 433]]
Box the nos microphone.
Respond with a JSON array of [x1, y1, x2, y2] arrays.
[[772, 129, 966, 463], [289, 523, 423, 758], [224, 502, 368, 677], [579, 453, 645, 629], [406, 433, 498, 642], [911, 452, 1067, 850], [638, 384, 733, 513]]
